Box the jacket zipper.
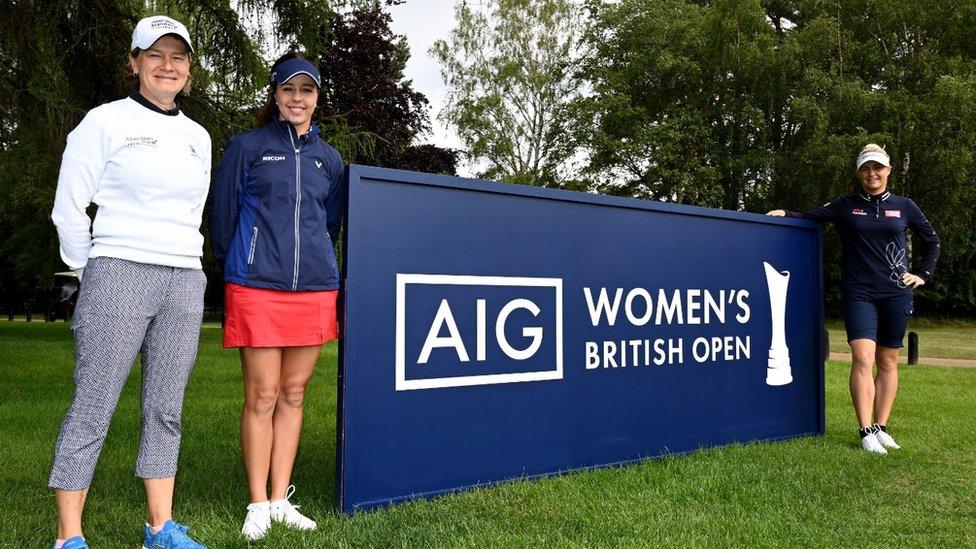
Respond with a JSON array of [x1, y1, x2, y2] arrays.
[[247, 227, 258, 265], [289, 128, 301, 290]]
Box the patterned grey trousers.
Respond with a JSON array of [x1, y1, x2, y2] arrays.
[[48, 257, 206, 491]]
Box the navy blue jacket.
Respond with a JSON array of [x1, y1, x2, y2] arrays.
[[209, 120, 346, 291], [787, 190, 940, 296]]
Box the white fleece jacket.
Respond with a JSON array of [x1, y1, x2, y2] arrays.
[[51, 96, 212, 275]]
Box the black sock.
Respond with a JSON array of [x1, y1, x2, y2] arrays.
[[859, 427, 874, 438], [873, 423, 887, 433]]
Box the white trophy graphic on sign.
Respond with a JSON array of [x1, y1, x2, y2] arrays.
[[763, 262, 793, 386]]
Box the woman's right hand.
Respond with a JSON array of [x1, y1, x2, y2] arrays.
[[766, 209, 786, 217]]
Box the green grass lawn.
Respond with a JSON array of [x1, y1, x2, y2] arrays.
[[826, 318, 976, 359], [1, 322, 974, 547]]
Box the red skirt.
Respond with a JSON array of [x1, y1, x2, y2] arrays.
[[223, 283, 339, 348]]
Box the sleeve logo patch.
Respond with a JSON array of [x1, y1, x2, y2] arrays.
[[884, 210, 902, 218]]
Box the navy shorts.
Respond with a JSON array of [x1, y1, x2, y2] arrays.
[[843, 292, 914, 348]]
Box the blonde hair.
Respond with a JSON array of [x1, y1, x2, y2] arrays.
[[859, 143, 889, 160]]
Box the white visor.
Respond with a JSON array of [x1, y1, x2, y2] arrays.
[[856, 151, 891, 169]]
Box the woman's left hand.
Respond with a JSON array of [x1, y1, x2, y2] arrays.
[[901, 272, 925, 289]]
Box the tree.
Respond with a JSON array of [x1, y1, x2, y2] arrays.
[[0, 0, 438, 312], [318, 2, 458, 174], [432, 0, 582, 186], [576, 0, 976, 315], [757, 0, 976, 314], [577, 0, 787, 210], [393, 144, 461, 175], [0, 0, 317, 312]]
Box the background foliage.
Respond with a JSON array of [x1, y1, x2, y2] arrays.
[[572, 0, 976, 315], [432, 0, 582, 187], [0, 0, 455, 311], [1, 0, 973, 315]]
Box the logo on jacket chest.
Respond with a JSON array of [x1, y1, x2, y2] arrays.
[[124, 136, 158, 148], [262, 154, 286, 162], [884, 210, 901, 218], [851, 208, 867, 216]]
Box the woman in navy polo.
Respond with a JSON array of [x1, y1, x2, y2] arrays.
[[209, 52, 345, 540], [768, 144, 940, 454]]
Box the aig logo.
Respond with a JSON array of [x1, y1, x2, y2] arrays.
[[395, 274, 563, 391]]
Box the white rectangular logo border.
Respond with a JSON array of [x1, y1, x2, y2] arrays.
[[395, 274, 563, 391]]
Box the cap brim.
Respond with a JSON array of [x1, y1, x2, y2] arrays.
[[159, 33, 194, 53], [278, 70, 321, 87], [856, 153, 891, 169], [132, 33, 194, 54]]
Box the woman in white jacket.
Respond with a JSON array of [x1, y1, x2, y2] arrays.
[[48, 15, 209, 549]]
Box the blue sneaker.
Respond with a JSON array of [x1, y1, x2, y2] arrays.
[[56, 536, 89, 549], [142, 520, 206, 549]]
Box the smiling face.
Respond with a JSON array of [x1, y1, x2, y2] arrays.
[[857, 161, 891, 195], [130, 35, 190, 109], [275, 74, 318, 134]]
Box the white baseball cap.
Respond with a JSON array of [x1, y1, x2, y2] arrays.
[[856, 150, 891, 169], [131, 15, 194, 53]]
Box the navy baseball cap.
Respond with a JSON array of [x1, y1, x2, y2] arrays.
[[270, 58, 321, 87]]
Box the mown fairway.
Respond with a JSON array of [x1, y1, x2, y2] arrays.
[[1, 322, 974, 547]]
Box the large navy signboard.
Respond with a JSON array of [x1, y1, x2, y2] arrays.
[[337, 166, 824, 513]]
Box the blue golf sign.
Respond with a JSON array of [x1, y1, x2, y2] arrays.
[[337, 166, 824, 513]]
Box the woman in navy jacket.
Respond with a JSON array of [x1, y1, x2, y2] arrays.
[[209, 52, 345, 540], [768, 144, 940, 455]]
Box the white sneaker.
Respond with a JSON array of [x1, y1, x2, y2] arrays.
[[241, 501, 271, 540], [874, 429, 901, 450], [270, 485, 317, 531], [861, 433, 888, 454]]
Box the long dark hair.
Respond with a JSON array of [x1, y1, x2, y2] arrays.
[[256, 51, 318, 127]]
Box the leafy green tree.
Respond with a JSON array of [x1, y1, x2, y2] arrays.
[[0, 0, 310, 312], [432, 0, 582, 186], [577, 0, 785, 210], [0, 0, 444, 312], [576, 0, 976, 314], [319, 3, 458, 174], [769, 0, 976, 314]]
